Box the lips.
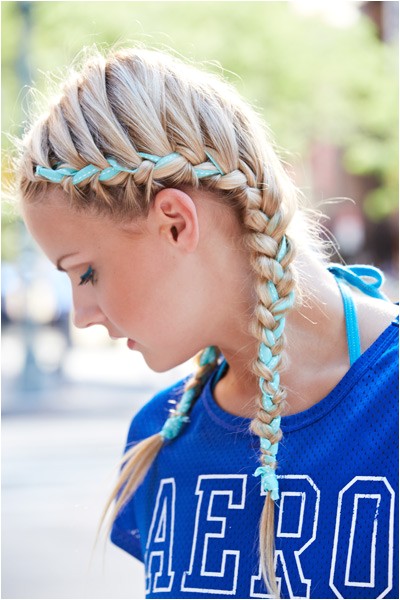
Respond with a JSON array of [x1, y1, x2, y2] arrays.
[[127, 339, 136, 350]]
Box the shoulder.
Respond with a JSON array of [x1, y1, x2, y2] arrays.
[[369, 311, 398, 375], [125, 374, 192, 447], [355, 309, 398, 404], [356, 295, 398, 356]]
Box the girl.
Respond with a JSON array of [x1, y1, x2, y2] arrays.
[[16, 48, 398, 599]]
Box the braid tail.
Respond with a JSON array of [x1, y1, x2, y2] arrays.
[[98, 345, 221, 541]]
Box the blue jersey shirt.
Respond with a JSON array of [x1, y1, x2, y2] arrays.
[[111, 317, 399, 599]]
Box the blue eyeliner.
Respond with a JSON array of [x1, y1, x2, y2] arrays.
[[79, 265, 95, 286]]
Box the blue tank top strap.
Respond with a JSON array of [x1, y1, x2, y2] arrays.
[[212, 359, 229, 390], [327, 264, 389, 301], [334, 278, 361, 366], [327, 264, 389, 366], [214, 264, 391, 384]]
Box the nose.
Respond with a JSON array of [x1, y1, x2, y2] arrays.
[[72, 296, 106, 329]]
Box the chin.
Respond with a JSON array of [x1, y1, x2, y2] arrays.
[[142, 350, 193, 374]]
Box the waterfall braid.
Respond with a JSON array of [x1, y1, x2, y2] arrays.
[[16, 48, 301, 597]]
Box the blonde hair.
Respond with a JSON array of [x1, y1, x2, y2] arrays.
[[17, 46, 321, 597]]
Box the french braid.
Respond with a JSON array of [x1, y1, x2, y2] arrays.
[[17, 48, 301, 597]]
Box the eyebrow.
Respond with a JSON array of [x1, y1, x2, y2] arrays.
[[56, 253, 79, 272]]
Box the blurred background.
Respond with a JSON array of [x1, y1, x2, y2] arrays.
[[2, 1, 399, 599]]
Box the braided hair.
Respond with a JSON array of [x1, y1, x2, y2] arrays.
[[17, 48, 301, 597]]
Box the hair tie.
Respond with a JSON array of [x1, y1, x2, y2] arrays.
[[253, 465, 279, 501]]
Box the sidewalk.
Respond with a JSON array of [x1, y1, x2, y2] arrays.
[[2, 335, 194, 599], [2, 406, 146, 599]]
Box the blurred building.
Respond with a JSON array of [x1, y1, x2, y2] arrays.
[[303, 1, 398, 292]]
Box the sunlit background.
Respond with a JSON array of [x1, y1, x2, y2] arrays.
[[2, 2, 398, 599]]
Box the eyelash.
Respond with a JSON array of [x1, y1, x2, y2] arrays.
[[79, 266, 96, 286]]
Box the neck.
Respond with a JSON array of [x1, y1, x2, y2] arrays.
[[213, 253, 349, 418]]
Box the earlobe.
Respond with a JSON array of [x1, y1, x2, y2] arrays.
[[153, 188, 199, 252]]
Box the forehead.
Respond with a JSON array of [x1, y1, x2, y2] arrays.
[[23, 194, 100, 235], [22, 191, 130, 266], [22, 187, 144, 232]]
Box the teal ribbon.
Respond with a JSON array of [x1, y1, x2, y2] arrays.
[[199, 346, 218, 366], [160, 414, 190, 441], [160, 386, 197, 441], [254, 236, 294, 502], [35, 165, 75, 183], [35, 151, 225, 186], [253, 465, 279, 501], [205, 151, 224, 175]]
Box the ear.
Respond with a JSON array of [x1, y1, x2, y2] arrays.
[[149, 188, 200, 252]]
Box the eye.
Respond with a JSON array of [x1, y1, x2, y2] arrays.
[[79, 265, 96, 286]]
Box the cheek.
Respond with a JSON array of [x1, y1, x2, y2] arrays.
[[99, 271, 157, 333], [150, 263, 209, 341], [103, 249, 205, 342]]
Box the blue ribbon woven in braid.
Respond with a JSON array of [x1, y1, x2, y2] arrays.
[[160, 345, 218, 441], [199, 345, 217, 366], [253, 234, 295, 501], [160, 387, 195, 441], [35, 151, 224, 185]]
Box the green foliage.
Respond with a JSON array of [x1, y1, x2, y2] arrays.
[[2, 0, 398, 231]]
